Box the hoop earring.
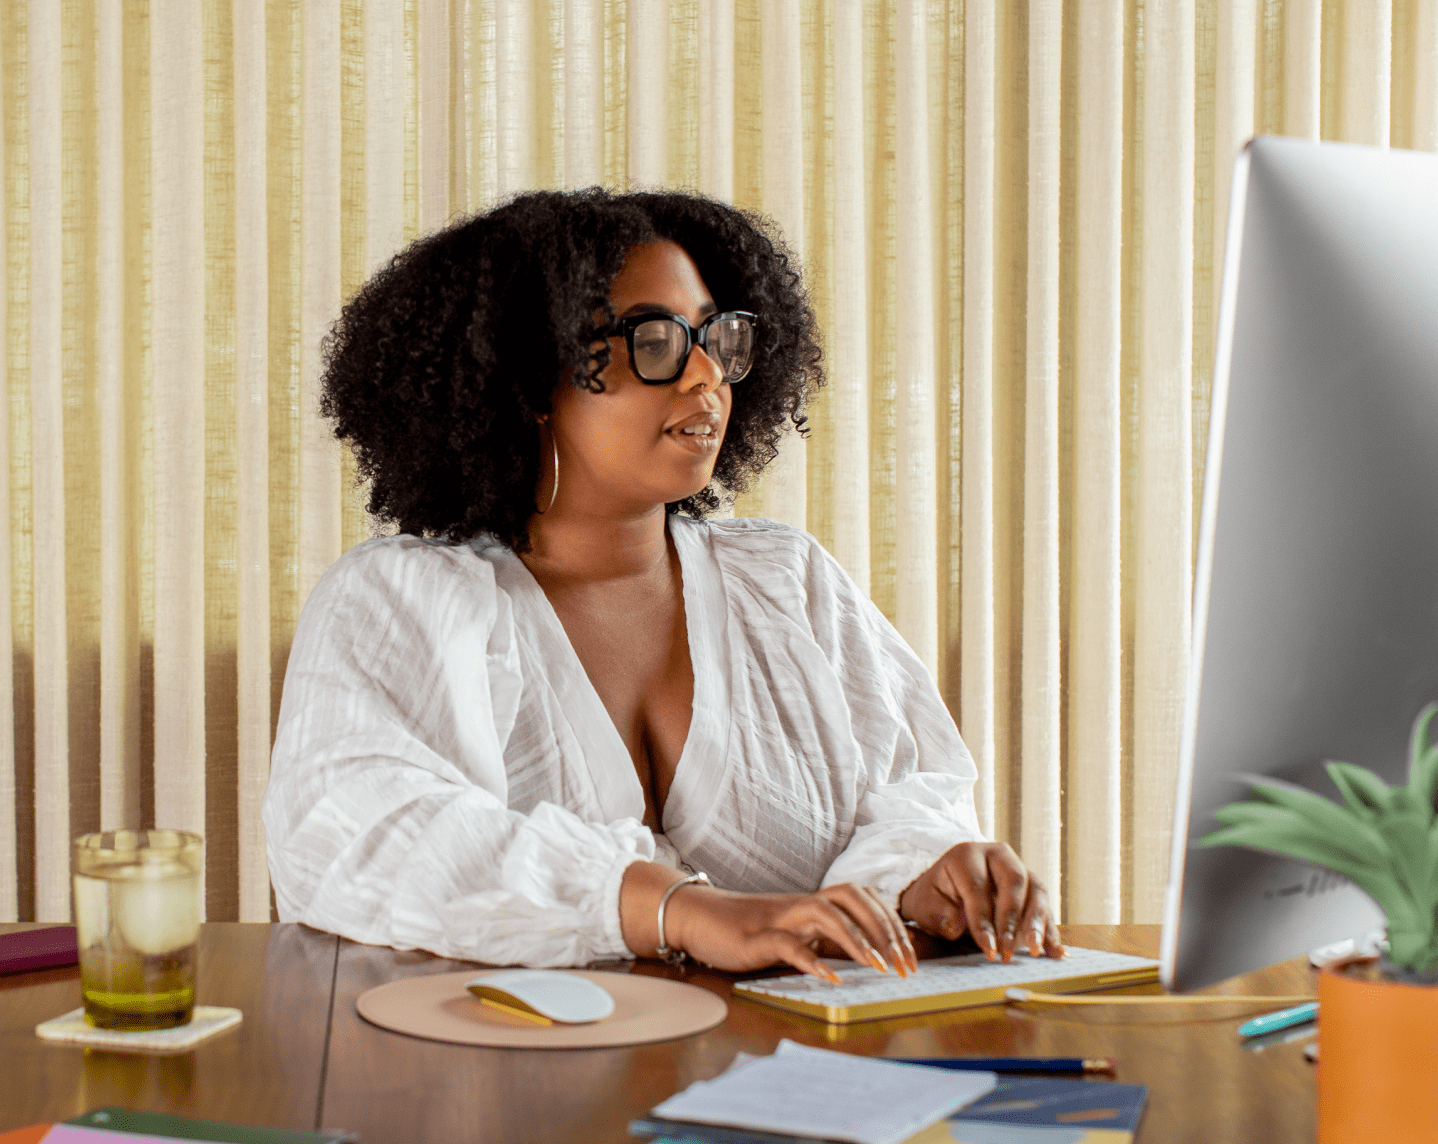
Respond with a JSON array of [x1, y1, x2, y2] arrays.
[[535, 417, 559, 515]]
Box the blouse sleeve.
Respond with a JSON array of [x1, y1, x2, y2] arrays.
[[261, 537, 655, 967], [798, 538, 987, 906]]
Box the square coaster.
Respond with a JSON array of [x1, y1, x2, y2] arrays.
[[36, 1006, 242, 1053]]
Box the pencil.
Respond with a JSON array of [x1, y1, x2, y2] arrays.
[[893, 1056, 1117, 1074]]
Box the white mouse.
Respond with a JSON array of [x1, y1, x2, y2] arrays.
[[465, 969, 616, 1025]]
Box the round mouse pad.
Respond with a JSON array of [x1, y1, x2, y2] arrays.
[[355, 969, 728, 1049]]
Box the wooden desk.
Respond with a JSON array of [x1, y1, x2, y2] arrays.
[[2, 923, 1316, 1142], [0, 924, 337, 1131]]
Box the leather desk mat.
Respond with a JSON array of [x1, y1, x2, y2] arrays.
[[355, 969, 727, 1049]]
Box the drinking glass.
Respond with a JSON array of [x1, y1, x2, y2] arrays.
[[72, 829, 204, 1030]]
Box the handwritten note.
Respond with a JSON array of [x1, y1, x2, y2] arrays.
[[649, 1039, 995, 1144]]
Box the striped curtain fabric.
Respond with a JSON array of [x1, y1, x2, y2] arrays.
[[2, 0, 1436, 926]]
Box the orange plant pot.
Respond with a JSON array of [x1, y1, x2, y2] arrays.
[[1317, 963, 1438, 1142]]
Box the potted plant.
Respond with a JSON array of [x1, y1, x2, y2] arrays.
[[1200, 703, 1438, 1143]]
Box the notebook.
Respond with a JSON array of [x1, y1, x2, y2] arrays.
[[733, 947, 1160, 1024], [909, 1077, 1148, 1144], [2, 1130, 349, 1144], [0, 926, 78, 974], [57, 1109, 355, 1143]]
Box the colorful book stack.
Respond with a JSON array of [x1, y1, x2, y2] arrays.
[[629, 1045, 1148, 1144]]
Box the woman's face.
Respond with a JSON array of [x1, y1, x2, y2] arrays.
[[546, 239, 733, 517]]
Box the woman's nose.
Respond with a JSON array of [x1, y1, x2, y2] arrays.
[[676, 343, 724, 392]]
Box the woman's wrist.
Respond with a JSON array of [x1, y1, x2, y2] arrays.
[[618, 861, 694, 958], [660, 877, 725, 959], [897, 877, 921, 922], [655, 872, 710, 962]]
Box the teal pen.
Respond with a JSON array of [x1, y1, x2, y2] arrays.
[[1237, 1001, 1318, 1037]]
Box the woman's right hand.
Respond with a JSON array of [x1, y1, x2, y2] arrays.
[[619, 862, 918, 982]]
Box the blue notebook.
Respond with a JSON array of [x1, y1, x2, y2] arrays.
[[930, 1078, 1147, 1143]]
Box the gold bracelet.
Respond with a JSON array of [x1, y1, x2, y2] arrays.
[[655, 871, 709, 966]]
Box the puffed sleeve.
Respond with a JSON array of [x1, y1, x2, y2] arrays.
[[799, 537, 986, 906], [261, 536, 656, 966]]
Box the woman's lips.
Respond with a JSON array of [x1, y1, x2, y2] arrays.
[[665, 423, 721, 454], [664, 408, 722, 455]]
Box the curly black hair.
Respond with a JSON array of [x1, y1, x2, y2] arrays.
[[320, 188, 825, 551]]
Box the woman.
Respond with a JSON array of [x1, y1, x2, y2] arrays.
[[262, 188, 1062, 980]]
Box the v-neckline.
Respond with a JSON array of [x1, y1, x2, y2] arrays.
[[487, 518, 729, 839]]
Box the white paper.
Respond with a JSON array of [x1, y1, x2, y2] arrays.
[[650, 1039, 996, 1144]]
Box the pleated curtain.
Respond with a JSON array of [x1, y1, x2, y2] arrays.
[[3, 0, 1436, 926]]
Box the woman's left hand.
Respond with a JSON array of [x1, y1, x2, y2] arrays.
[[898, 842, 1064, 962]]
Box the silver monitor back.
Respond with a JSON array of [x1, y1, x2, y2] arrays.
[[1161, 136, 1438, 991]]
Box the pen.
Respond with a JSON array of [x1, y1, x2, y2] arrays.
[[893, 1057, 1117, 1074], [1243, 1022, 1319, 1053], [1237, 1001, 1318, 1038]]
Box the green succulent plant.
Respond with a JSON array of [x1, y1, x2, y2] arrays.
[[1199, 702, 1438, 975]]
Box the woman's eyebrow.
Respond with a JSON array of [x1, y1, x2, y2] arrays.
[[618, 300, 720, 319]]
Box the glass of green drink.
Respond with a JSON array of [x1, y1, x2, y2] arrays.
[[72, 830, 204, 1030]]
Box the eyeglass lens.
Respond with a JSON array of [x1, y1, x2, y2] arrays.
[[631, 315, 754, 382]]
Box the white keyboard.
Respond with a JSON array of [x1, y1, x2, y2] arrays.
[[733, 946, 1160, 1024]]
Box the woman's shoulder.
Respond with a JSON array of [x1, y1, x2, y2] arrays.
[[675, 515, 859, 599], [677, 514, 823, 560], [307, 532, 509, 620]]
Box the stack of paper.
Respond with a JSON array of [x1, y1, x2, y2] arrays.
[[630, 1040, 997, 1144]]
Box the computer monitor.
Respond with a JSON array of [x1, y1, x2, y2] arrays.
[[1161, 136, 1438, 990]]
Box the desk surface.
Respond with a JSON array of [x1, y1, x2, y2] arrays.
[[1, 923, 1315, 1142]]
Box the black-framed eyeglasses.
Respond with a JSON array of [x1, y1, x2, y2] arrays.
[[606, 310, 759, 385]]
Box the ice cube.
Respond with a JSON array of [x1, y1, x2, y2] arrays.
[[110, 864, 201, 956]]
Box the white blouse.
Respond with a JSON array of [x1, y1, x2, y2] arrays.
[[262, 515, 984, 967]]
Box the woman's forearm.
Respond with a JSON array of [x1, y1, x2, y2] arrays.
[[617, 864, 916, 981]]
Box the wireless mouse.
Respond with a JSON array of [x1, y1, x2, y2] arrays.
[[465, 969, 616, 1025]]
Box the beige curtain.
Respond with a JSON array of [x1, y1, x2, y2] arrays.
[[3, 0, 1436, 926]]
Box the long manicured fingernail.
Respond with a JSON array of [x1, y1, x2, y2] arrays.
[[1028, 922, 1044, 956], [868, 948, 890, 974], [891, 940, 911, 977], [980, 922, 998, 960], [823, 967, 843, 984]]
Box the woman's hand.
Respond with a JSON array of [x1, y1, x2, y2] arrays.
[[898, 842, 1063, 962], [619, 862, 917, 982]]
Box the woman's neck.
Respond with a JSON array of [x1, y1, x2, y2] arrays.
[[521, 504, 673, 584]]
